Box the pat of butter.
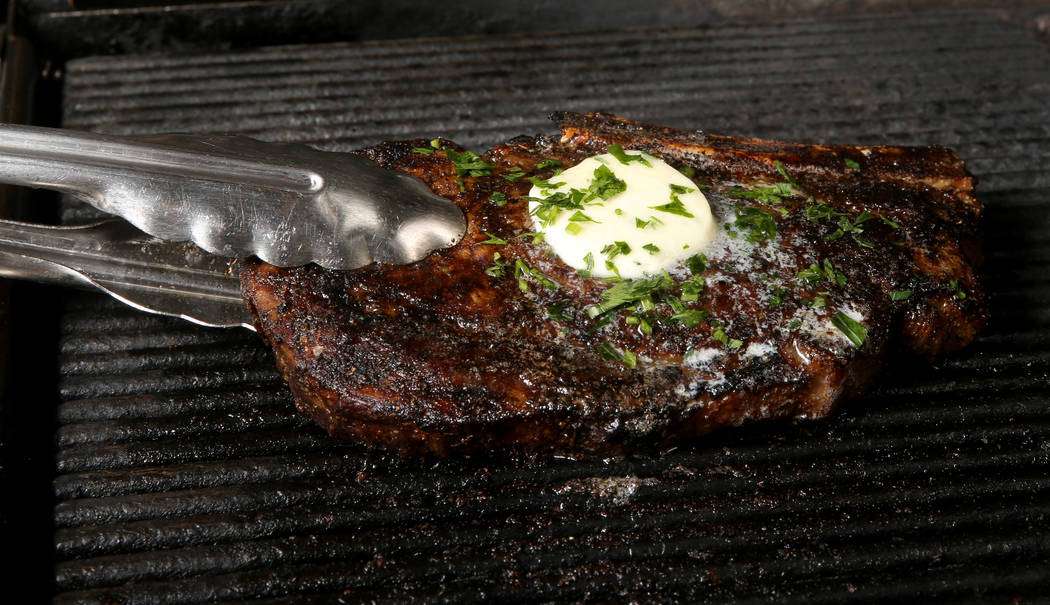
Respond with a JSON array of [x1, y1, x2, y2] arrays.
[[528, 150, 716, 279]]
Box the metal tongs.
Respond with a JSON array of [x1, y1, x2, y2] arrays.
[[0, 125, 466, 328]]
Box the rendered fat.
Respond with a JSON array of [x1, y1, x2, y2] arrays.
[[528, 151, 717, 279]]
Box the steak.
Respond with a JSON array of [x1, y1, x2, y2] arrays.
[[241, 112, 985, 456]]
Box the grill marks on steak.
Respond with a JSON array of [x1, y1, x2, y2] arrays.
[[241, 113, 985, 456]]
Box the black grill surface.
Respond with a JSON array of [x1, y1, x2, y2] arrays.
[[50, 11, 1050, 602]]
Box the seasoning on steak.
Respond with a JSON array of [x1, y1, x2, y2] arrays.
[[241, 112, 986, 457]]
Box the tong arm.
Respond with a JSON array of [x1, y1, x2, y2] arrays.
[[0, 218, 253, 329]]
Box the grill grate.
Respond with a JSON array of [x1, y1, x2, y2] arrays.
[[49, 10, 1050, 602]]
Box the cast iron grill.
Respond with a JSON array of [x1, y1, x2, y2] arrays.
[[40, 10, 1050, 602]]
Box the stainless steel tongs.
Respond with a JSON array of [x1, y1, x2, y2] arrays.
[[0, 125, 467, 328]]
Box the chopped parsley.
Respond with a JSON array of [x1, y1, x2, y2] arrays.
[[831, 311, 867, 348], [635, 216, 662, 229], [484, 252, 507, 277], [514, 259, 557, 292], [413, 139, 443, 154], [804, 203, 845, 223], [677, 165, 696, 178], [729, 163, 799, 205], [577, 252, 595, 278], [515, 232, 545, 244], [530, 190, 584, 227], [568, 211, 599, 223], [597, 341, 637, 368], [730, 183, 795, 205], [824, 210, 876, 247], [686, 253, 708, 275], [584, 165, 627, 202], [607, 143, 651, 167], [501, 166, 527, 181], [890, 290, 912, 301], [733, 205, 778, 244], [479, 232, 507, 245], [601, 240, 631, 259], [649, 199, 694, 218], [547, 301, 575, 322], [586, 273, 672, 318], [527, 176, 566, 190], [680, 276, 705, 301], [796, 259, 846, 287], [671, 307, 708, 328], [806, 205, 898, 248], [650, 183, 697, 217], [950, 279, 967, 300], [642, 243, 660, 255], [444, 147, 495, 191], [535, 158, 562, 170], [712, 325, 743, 349], [844, 157, 861, 171], [488, 191, 507, 206]]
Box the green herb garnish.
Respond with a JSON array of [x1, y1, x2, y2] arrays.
[[844, 157, 861, 171], [686, 253, 708, 275], [577, 252, 595, 278], [584, 165, 627, 202], [444, 147, 495, 191], [643, 243, 660, 255], [733, 205, 778, 243], [501, 166, 526, 181], [649, 199, 695, 218], [680, 276, 705, 302], [831, 311, 867, 347], [805, 203, 845, 222], [485, 252, 507, 277], [890, 290, 912, 301], [527, 176, 566, 190], [515, 232, 545, 244], [950, 279, 967, 299], [586, 273, 672, 318], [797, 260, 845, 286], [601, 241, 631, 259], [775, 161, 798, 187], [547, 301, 574, 322], [635, 216, 662, 229], [712, 325, 743, 349], [596, 341, 637, 368], [479, 232, 507, 245], [607, 143, 651, 167], [488, 191, 507, 206], [514, 259, 557, 291], [535, 158, 562, 170], [568, 211, 599, 223], [530, 190, 584, 227]]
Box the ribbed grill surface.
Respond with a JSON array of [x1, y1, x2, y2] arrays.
[[55, 11, 1050, 603]]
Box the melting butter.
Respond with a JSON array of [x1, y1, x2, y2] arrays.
[[528, 150, 716, 279]]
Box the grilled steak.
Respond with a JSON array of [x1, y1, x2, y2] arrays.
[[241, 112, 985, 456]]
